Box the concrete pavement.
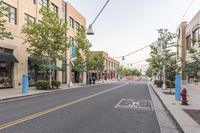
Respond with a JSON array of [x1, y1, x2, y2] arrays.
[[149, 82, 200, 133]]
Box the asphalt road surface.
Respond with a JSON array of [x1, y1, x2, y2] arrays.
[[0, 80, 179, 133]]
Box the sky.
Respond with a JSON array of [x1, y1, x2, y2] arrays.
[[66, 0, 200, 72]]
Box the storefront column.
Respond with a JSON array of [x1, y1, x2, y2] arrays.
[[83, 72, 87, 84], [56, 60, 62, 83]]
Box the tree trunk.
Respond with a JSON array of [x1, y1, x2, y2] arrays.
[[49, 59, 52, 89]]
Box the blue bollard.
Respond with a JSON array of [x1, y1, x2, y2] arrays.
[[175, 75, 181, 101], [22, 74, 29, 94]]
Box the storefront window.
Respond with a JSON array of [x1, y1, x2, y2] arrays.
[[0, 62, 13, 88], [0, 47, 17, 89], [28, 57, 57, 86]]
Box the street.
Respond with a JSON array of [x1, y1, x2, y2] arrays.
[[0, 81, 178, 133]]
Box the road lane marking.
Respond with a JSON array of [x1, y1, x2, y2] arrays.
[[0, 83, 128, 130], [115, 99, 154, 111]]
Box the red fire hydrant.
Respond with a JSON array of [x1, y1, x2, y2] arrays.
[[180, 88, 188, 105]]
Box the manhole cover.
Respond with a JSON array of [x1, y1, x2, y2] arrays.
[[115, 99, 154, 111]]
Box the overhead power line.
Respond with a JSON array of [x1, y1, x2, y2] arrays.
[[128, 59, 148, 65], [113, 0, 194, 60], [169, 0, 195, 30], [113, 44, 150, 59], [180, 0, 195, 21]]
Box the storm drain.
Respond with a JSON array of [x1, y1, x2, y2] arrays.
[[115, 99, 154, 111]]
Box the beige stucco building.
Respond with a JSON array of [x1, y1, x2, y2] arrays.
[[89, 51, 120, 81], [0, 0, 86, 89], [66, 3, 87, 84], [177, 10, 200, 85]]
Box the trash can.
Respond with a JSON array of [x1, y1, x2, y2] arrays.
[[175, 75, 181, 101], [22, 74, 29, 94]]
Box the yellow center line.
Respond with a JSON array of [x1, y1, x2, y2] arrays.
[[0, 83, 128, 130]]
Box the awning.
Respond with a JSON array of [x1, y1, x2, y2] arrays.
[[72, 66, 86, 72], [42, 64, 64, 71], [0, 53, 19, 63]]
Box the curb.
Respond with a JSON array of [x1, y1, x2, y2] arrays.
[[0, 81, 119, 103], [0, 87, 77, 102], [149, 83, 184, 133]]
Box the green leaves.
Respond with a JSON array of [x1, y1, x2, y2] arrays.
[[22, 8, 69, 63], [117, 66, 141, 77], [147, 28, 178, 81], [0, 0, 13, 40], [87, 53, 105, 71], [74, 26, 91, 70], [184, 35, 200, 79]]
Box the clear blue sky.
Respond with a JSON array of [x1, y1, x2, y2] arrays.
[[67, 0, 200, 71]]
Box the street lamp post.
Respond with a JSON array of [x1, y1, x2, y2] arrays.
[[87, 0, 110, 35], [158, 39, 166, 90], [86, 0, 110, 84]]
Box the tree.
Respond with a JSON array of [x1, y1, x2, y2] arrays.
[[165, 55, 177, 81], [117, 66, 124, 77], [0, 0, 13, 40], [22, 8, 69, 88], [147, 42, 162, 80], [145, 66, 153, 77], [86, 53, 105, 80], [147, 29, 177, 82], [73, 26, 91, 71], [117, 66, 141, 77], [184, 36, 200, 81], [87, 53, 105, 71], [131, 69, 142, 77]]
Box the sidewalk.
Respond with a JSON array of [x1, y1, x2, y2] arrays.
[[0, 80, 119, 101], [149, 82, 200, 133]]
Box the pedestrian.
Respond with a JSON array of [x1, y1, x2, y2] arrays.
[[89, 77, 92, 85], [92, 76, 96, 84]]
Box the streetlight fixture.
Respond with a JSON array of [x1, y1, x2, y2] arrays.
[[122, 56, 125, 60], [87, 25, 94, 35], [87, 0, 110, 35]]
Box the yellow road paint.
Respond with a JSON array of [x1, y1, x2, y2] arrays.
[[0, 83, 128, 130]]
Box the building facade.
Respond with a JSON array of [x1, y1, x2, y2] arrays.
[[66, 3, 86, 84], [89, 51, 120, 81], [0, 0, 86, 89], [177, 10, 200, 85]]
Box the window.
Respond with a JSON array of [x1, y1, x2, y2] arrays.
[[0, 47, 13, 54], [24, 13, 35, 26], [69, 36, 74, 45], [61, 0, 66, 22], [70, 37, 77, 58], [69, 17, 74, 28], [2, 3, 17, 25], [75, 21, 80, 32], [186, 35, 191, 50], [51, 3, 58, 14], [192, 28, 200, 45], [28, 0, 36, 4], [38, 0, 48, 7]]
